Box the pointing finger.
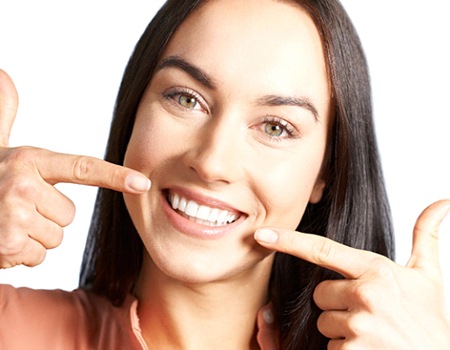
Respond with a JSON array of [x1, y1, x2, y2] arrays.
[[254, 228, 381, 279], [0, 69, 18, 147], [0, 70, 150, 194], [35, 150, 151, 193], [4, 147, 150, 194], [407, 199, 450, 276]]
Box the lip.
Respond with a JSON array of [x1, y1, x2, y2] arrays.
[[161, 187, 247, 239]]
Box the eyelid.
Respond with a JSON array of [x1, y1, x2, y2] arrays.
[[262, 115, 300, 141], [163, 86, 209, 113]]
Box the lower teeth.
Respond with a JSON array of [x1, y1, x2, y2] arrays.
[[179, 211, 234, 226]]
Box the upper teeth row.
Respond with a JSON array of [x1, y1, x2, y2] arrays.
[[169, 192, 238, 225]]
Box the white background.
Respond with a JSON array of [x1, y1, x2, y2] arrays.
[[1, 1, 449, 309]]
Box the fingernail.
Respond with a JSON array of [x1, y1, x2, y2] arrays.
[[255, 229, 278, 244], [126, 174, 151, 192], [444, 200, 450, 214], [262, 308, 274, 325]]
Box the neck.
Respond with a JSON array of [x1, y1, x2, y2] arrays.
[[135, 254, 273, 350]]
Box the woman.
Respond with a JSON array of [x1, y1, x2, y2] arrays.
[[0, 0, 449, 349]]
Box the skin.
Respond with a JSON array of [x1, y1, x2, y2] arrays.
[[123, 1, 329, 348], [255, 200, 450, 349], [0, 69, 150, 268], [0, 1, 449, 349]]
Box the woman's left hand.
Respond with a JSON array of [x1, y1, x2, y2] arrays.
[[255, 199, 450, 349]]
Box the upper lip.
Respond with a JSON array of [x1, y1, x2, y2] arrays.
[[164, 186, 245, 216]]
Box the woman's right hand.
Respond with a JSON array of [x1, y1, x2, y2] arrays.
[[0, 69, 150, 268]]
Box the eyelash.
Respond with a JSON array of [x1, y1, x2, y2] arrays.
[[162, 87, 299, 142], [163, 87, 207, 112], [261, 115, 299, 141]]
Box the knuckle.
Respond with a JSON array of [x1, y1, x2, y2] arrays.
[[72, 156, 94, 182], [0, 232, 28, 258], [62, 209, 76, 228], [0, 255, 19, 269], [57, 200, 76, 228], [346, 312, 368, 337], [0, 260, 14, 269], [0, 159, 41, 203], [371, 257, 396, 280], [12, 207, 34, 225], [316, 311, 329, 333], [349, 281, 377, 311], [280, 231, 297, 253], [313, 280, 328, 307], [45, 227, 64, 249], [3, 175, 37, 201], [35, 248, 47, 265], [313, 238, 334, 265], [24, 248, 47, 267], [109, 165, 125, 184], [1, 146, 36, 165]]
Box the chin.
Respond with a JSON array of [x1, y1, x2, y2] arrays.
[[141, 240, 273, 287]]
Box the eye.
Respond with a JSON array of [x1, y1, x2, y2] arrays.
[[262, 116, 298, 140], [265, 121, 284, 137], [178, 94, 199, 109], [163, 87, 206, 112]]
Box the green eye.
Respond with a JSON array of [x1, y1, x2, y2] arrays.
[[265, 121, 284, 137], [179, 94, 198, 109]]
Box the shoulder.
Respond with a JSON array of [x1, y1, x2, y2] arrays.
[[0, 284, 142, 350]]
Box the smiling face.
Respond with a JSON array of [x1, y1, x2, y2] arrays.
[[123, 0, 332, 285]]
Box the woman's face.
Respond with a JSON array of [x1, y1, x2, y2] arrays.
[[124, 0, 332, 284]]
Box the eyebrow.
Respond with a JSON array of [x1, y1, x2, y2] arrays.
[[256, 95, 320, 122], [156, 56, 320, 122], [156, 55, 216, 90]]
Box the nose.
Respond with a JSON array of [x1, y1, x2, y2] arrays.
[[182, 117, 244, 185]]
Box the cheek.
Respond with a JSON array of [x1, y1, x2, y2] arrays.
[[255, 149, 325, 230], [123, 130, 155, 174], [122, 109, 186, 239], [123, 111, 176, 174]]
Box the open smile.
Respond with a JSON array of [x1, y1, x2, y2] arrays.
[[162, 188, 247, 237], [168, 191, 240, 227]]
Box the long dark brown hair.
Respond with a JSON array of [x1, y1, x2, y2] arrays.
[[79, 1, 394, 348]]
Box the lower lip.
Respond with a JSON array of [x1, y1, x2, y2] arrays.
[[161, 194, 246, 240]]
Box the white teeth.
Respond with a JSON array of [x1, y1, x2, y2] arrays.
[[171, 193, 180, 210], [216, 210, 226, 223], [178, 196, 187, 212], [168, 192, 239, 226], [197, 205, 211, 221], [208, 208, 220, 223], [184, 200, 199, 217], [226, 213, 237, 223]]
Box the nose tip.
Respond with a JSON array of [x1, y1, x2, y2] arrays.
[[184, 148, 231, 185], [183, 130, 242, 185]]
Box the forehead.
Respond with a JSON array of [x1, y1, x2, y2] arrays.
[[160, 0, 330, 113], [166, 0, 325, 64]]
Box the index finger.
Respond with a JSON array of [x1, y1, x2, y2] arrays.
[[254, 228, 380, 279], [30, 148, 151, 193], [0, 69, 18, 147]]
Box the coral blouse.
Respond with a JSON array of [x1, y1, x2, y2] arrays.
[[0, 284, 276, 349]]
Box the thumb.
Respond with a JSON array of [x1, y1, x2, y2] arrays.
[[0, 69, 18, 147], [407, 199, 450, 277]]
